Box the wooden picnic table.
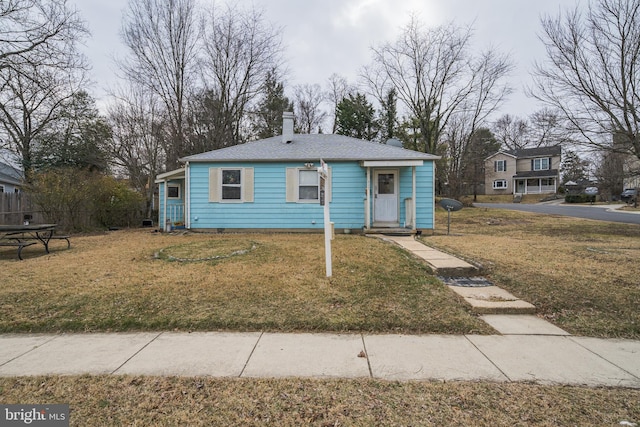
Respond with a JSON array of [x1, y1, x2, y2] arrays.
[[0, 224, 69, 260]]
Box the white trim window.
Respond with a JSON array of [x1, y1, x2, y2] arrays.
[[298, 169, 319, 200], [493, 179, 508, 189], [533, 158, 550, 171], [286, 166, 331, 203], [222, 169, 242, 200], [208, 167, 254, 203], [494, 160, 507, 172], [167, 184, 180, 199]]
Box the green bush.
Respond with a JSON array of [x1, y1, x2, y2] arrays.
[[28, 168, 145, 232], [565, 194, 595, 203]]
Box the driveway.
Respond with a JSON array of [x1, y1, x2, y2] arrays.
[[473, 201, 640, 225]]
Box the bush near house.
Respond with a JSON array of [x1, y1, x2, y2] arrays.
[[28, 168, 145, 232]]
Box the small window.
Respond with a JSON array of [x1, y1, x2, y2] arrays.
[[533, 158, 550, 171], [222, 169, 242, 200], [299, 169, 319, 200], [495, 160, 507, 172], [493, 180, 508, 189], [0, 185, 4, 193], [167, 184, 180, 199]]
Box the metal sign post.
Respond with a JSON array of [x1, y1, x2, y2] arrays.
[[318, 160, 332, 277]]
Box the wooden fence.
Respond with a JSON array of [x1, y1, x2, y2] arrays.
[[0, 192, 45, 225]]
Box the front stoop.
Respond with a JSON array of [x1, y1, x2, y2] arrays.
[[448, 286, 536, 315]]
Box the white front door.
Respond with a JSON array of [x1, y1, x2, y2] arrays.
[[374, 170, 399, 225]]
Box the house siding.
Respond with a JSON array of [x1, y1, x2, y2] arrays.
[[186, 160, 435, 231], [484, 154, 516, 195]]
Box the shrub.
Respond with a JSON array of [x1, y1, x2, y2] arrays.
[[28, 168, 145, 232], [565, 194, 595, 203]]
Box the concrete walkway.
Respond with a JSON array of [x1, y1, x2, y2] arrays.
[[1, 329, 639, 387]]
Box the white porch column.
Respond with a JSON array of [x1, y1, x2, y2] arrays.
[[162, 179, 167, 231], [412, 166, 417, 230], [185, 162, 190, 229], [365, 167, 371, 230]]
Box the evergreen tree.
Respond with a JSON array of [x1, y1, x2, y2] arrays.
[[335, 93, 379, 140], [561, 150, 589, 184], [32, 91, 111, 172], [251, 70, 293, 139], [380, 88, 397, 140]]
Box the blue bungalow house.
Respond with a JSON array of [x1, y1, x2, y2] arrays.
[[156, 113, 440, 234]]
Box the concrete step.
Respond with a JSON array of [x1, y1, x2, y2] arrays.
[[447, 285, 536, 315]]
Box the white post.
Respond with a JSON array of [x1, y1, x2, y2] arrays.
[[412, 166, 417, 230], [365, 167, 371, 230], [319, 160, 332, 277]]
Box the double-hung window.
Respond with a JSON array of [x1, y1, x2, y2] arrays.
[[286, 166, 330, 203], [222, 169, 242, 200], [533, 158, 550, 171], [209, 167, 254, 203], [298, 169, 319, 200], [495, 160, 507, 172]]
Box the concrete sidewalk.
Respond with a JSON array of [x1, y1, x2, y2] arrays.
[[1, 329, 639, 388]]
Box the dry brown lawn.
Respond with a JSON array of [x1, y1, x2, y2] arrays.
[[1, 376, 638, 426], [426, 207, 640, 339], [0, 230, 490, 334]]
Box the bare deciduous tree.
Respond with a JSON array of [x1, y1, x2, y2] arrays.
[[293, 83, 327, 134], [0, 0, 88, 180], [492, 114, 529, 150], [365, 18, 512, 155], [120, 0, 199, 170], [325, 73, 354, 133], [0, 0, 86, 72], [530, 0, 640, 161], [199, 3, 283, 146], [107, 85, 165, 216]]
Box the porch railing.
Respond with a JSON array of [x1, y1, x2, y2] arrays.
[[164, 204, 185, 229], [523, 185, 556, 194]]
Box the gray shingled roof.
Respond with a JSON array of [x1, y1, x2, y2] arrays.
[[0, 162, 22, 185], [506, 145, 562, 158], [181, 134, 440, 163]]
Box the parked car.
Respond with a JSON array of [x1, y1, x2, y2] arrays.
[[620, 188, 637, 202], [584, 187, 598, 195]]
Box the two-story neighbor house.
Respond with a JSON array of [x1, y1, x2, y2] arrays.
[[484, 145, 562, 196]]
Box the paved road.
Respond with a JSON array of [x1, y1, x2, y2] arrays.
[[474, 202, 640, 225]]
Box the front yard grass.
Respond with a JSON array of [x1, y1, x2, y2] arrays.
[[426, 207, 640, 339], [1, 376, 638, 426], [0, 231, 491, 335]]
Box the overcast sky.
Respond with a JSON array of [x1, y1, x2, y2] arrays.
[[74, 0, 581, 119]]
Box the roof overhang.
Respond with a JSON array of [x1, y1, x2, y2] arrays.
[[360, 160, 424, 167], [155, 168, 186, 183]]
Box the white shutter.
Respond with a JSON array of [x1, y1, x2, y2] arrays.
[[243, 168, 254, 202], [209, 168, 220, 202], [286, 168, 297, 202]]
